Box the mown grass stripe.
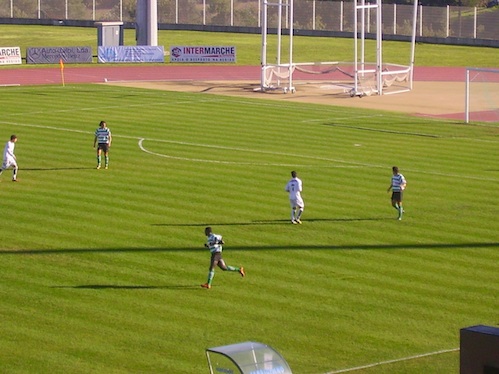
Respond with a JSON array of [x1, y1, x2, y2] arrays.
[[0, 83, 497, 374]]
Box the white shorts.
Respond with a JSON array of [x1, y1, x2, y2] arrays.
[[290, 197, 304, 209], [2, 158, 17, 170]]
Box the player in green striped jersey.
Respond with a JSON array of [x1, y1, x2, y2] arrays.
[[93, 121, 112, 169], [387, 166, 407, 220], [201, 227, 245, 289]]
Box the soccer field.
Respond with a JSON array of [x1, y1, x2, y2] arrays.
[[0, 84, 498, 373]]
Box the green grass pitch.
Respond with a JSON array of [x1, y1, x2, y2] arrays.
[[0, 83, 498, 373]]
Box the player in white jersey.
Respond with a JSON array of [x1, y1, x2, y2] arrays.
[[285, 170, 304, 224], [201, 227, 245, 289], [93, 121, 112, 169], [387, 166, 407, 220], [0, 135, 18, 182]]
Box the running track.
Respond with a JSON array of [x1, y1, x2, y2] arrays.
[[0, 65, 466, 86], [1, 65, 496, 121]]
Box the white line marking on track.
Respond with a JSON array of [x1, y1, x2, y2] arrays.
[[325, 348, 459, 373]]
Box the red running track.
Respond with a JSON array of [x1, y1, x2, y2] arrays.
[[0, 65, 467, 86], [1, 65, 496, 121]]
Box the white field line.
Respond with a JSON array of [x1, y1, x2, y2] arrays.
[[2, 121, 499, 181], [138, 138, 363, 167], [1, 99, 208, 118], [138, 138, 499, 180], [325, 348, 459, 374], [302, 114, 384, 123]]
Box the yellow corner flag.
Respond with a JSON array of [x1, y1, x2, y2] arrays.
[[59, 58, 65, 87]]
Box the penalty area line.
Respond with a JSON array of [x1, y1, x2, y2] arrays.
[[325, 348, 459, 374]]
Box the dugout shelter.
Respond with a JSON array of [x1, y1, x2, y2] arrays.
[[206, 341, 293, 374]]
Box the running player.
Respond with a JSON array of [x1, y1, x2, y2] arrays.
[[201, 227, 245, 289]]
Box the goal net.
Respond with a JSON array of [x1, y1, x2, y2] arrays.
[[260, 0, 417, 97], [465, 68, 499, 124], [261, 60, 412, 96]]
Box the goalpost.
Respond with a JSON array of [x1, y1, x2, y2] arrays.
[[465, 67, 499, 124], [260, 0, 296, 93], [260, 0, 418, 97]]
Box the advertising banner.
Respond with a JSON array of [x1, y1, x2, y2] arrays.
[[98, 46, 165, 63], [26, 46, 92, 64], [170, 46, 236, 63], [0, 47, 22, 65]]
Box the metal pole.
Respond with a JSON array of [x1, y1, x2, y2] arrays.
[[277, 0, 282, 66], [473, 7, 477, 39], [203, 0, 206, 25], [393, 3, 397, 35], [409, 0, 418, 90], [446, 5, 449, 37], [465, 69, 470, 123], [340, 1, 343, 32], [231, 0, 234, 26], [419, 5, 422, 36], [285, 0, 288, 28], [367, 3, 370, 33], [277, 0, 282, 87], [361, 0, 365, 72], [376, 0, 382, 94], [312, 0, 316, 30], [354, 0, 358, 94], [261, 0, 268, 89], [289, 0, 294, 92]]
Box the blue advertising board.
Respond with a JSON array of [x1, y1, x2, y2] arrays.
[[98, 46, 165, 63]]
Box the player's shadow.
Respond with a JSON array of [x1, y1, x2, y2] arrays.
[[23, 167, 95, 171], [2, 242, 498, 256], [152, 221, 290, 227], [152, 217, 389, 227], [52, 285, 200, 290]]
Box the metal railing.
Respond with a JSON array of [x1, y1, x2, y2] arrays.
[[1, 0, 498, 41]]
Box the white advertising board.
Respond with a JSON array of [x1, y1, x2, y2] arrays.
[[0, 47, 22, 65], [170, 46, 236, 63]]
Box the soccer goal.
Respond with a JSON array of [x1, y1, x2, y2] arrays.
[[465, 67, 499, 123], [259, 0, 418, 97]]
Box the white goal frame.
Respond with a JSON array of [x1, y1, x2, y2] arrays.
[[465, 67, 499, 123], [260, 0, 295, 93], [260, 0, 418, 96]]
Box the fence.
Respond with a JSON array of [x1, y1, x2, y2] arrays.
[[1, 0, 498, 41]]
